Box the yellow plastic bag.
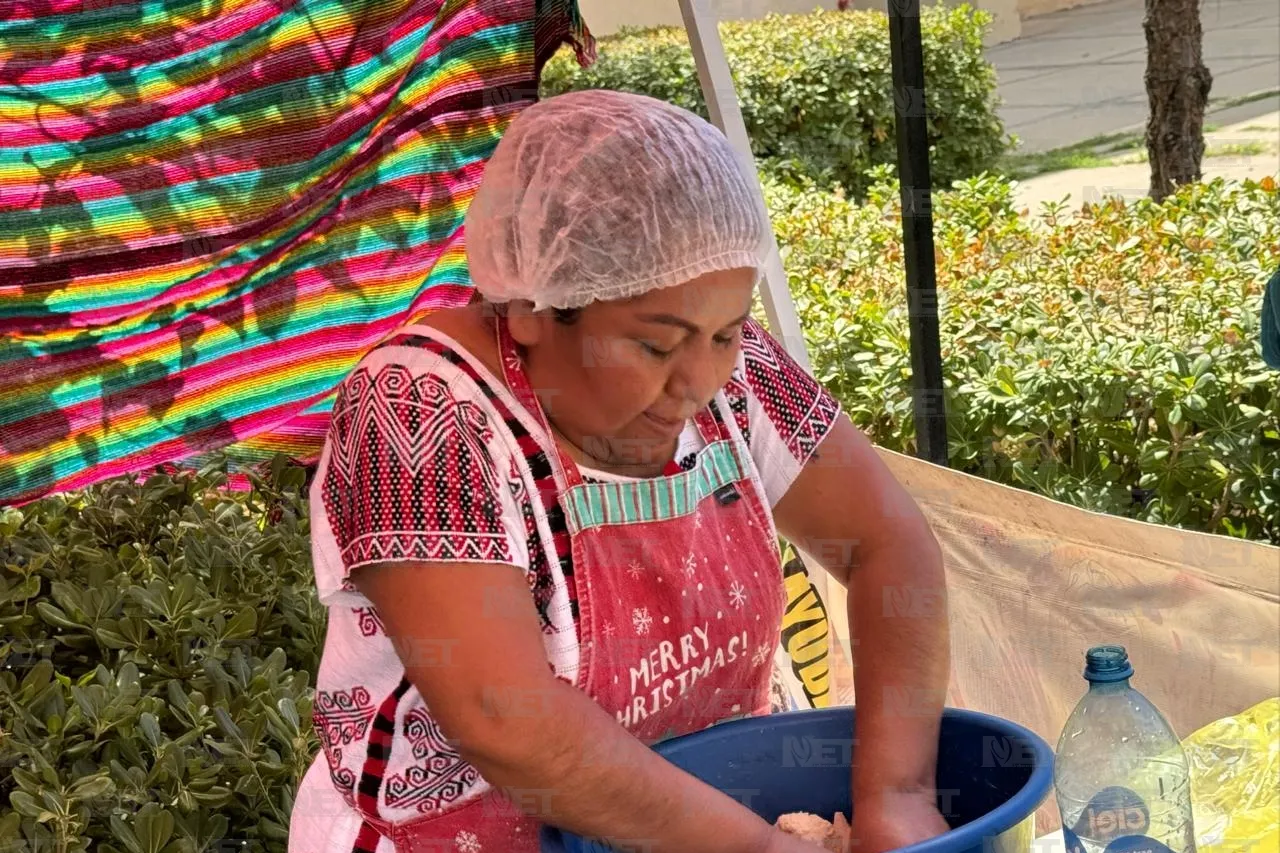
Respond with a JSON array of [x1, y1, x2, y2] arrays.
[[1184, 697, 1280, 853]]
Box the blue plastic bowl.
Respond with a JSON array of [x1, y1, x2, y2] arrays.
[[541, 706, 1054, 853]]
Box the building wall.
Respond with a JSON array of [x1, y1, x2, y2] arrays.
[[579, 0, 1114, 45]]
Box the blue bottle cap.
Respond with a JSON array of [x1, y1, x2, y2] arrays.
[[1084, 645, 1134, 683]]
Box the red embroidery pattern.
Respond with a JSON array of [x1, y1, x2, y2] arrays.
[[314, 687, 377, 748], [314, 687, 376, 802], [322, 361, 515, 574], [385, 761, 483, 813], [353, 607, 384, 637], [385, 708, 481, 812], [740, 320, 839, 464], [403, 706, 458, 759]]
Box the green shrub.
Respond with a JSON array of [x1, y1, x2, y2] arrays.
[[0, 458, 323, 853], [766, 170, 1280, 542], [541, 5, 1008, 198]]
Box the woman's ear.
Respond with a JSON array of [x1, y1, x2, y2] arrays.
[[503, 300, 544, 347]]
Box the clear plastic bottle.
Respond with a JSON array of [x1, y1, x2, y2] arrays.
[[1054, 645, 1197, 853]]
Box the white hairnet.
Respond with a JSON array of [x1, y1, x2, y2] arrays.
[[464, 89, 773, 311]]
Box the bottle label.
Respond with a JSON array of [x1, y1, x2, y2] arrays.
[[1103, 836, 1181, 853], [1070, 785, 1151, 843]]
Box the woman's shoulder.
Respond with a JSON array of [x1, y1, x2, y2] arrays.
[[733, 317, 818, 395], [326, 307, 522, 456], [339, 305, 505, 396], [730, 317, 841, 469]]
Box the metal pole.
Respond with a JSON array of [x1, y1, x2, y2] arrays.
[[678, 0, 812, 373], [887, 0, 949, 467]]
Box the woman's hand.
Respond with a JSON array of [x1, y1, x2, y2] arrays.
[[847, 791, 951, 853]]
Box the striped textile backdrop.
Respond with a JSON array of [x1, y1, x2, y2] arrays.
[[0, 0, 593, 504]]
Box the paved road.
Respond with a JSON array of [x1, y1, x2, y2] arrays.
[[990, 0, 1280, 152]]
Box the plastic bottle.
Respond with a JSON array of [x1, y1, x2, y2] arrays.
[[1053, 645, 1197, 853]]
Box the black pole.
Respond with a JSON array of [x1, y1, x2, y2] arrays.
[[886, 0, 949, 467]]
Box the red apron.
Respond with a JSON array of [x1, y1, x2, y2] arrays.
[[362, 319, 787, 852]]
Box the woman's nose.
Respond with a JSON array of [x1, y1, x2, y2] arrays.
[[669, 351, 722, 406]]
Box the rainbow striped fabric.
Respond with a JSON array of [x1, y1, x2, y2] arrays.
[[0, 0, 593, 504]]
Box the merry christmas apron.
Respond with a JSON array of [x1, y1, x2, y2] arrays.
[[360, 318, 786, 852]]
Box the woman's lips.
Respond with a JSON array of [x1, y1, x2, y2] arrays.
[[644, 411, 685, 435]]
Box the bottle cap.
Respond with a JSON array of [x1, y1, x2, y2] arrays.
[[1084, 645, 1134, 683]]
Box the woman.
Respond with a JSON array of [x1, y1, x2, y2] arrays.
[[291, 90, 951, 853]]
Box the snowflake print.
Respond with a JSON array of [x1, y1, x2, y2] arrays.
[[602, 622, 617, 638], [627, 560, 644, 580], [694, 512, 704, 530], [752, 644, 773, 667], [633, 607, 654, 636], [682, 552, 697, 580], [729, 581, 748, 609], [455, 830, 481, 853]]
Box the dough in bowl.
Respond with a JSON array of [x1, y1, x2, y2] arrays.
[[775, 811, 851, 852]]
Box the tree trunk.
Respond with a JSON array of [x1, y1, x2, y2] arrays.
[[1143, 0, 1213, 202]]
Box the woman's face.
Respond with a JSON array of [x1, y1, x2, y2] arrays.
[[508, 267, 756, 469]]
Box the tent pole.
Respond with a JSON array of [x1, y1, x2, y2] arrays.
[[887, 0, 949, 467], [677, 0, 811, 373]]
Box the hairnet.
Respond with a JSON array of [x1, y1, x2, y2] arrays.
[[464, 89, 772, 311]]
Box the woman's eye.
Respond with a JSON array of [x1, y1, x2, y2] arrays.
[[639, 341, 673, 359], [713, 328, 742, 347]]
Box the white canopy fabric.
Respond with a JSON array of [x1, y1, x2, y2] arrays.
[[780, 447, 1280, 835]]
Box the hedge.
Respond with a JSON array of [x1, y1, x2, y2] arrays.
[[0, 460, 320, 853], [766, 169, 1280, 543], [540, 5, 1008, 198]]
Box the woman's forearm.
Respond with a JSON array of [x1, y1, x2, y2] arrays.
[[848, 529, 950, 801], [456, 679, 790, 853]]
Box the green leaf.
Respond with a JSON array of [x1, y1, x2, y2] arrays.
[[69, 774, 114, 801], [138, 712, 164, 747], [277, 697, 300, 730], [109, 814, 144, 853], [1, 574, 41, 605], [1168, 404, 1183, 425], [35, 601, 83, 630], [0, 811, 23, 838], [214, 708, 247, 751], [40, 789, 65, 814], [134, 804, 175, 853], [49, 581, 84, 617], [10, 791, 44, 818], [224, 606, 257, 640], [11, 767, 42, 791]]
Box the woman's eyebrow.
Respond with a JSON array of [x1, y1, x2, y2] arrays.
[[635, 311, 751, 333], [635, 313, 701, 333]]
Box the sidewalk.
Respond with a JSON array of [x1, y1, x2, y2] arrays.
[[990, 0, 1280, 153], [1011, 103, 1280, 212]]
